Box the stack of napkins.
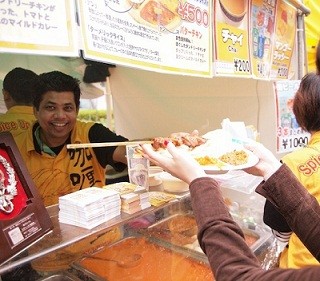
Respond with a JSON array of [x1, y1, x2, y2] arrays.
[[58, 187, 121, 229], [120, 191, 151, 214]]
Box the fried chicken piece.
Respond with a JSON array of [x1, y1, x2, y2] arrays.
[[152, 133, 206, 150]]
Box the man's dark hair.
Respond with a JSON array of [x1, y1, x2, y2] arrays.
[[3, 67, 39, 105], [34, 71, 81, 110]]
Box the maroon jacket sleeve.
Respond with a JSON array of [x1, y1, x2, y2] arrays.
[[256, 164, 320, 261], [189, 177, 320, 280]]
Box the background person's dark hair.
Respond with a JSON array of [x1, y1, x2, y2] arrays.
[[293, 73, 320, 132], [34, 71, 81, 110], [316, 40, 320, 74], [3, 67, 39, 105]]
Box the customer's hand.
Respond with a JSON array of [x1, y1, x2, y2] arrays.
[[243, 141, 282, 180], [141, 142, 206, 184]]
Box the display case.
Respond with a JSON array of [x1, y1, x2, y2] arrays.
[[0, 191, 273, 281]]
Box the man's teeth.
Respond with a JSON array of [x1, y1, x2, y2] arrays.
[[52, 123, 66, 127]]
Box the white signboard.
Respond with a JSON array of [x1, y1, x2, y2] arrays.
[[78, 0, 212, 77], [275, 80, 310, 153], [0, 0, 78, 56]]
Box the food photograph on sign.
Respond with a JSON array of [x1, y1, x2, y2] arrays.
[[217, 0, 248, 26], [270, 0, 297, 79], [250, 0, 277, 79], [126, 0, 183, 31], [274, 81, 310, 153]]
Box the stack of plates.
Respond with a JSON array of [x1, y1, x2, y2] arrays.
[[58, 187, 121, 229]]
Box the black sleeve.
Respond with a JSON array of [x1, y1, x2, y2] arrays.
[[263, 200, 292, 232], [89, 123, 128, 171]]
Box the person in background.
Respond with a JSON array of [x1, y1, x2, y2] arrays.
[[315, 39, 320, 74], [0, 67, 39, 136], [14, 70, 128, 207], [141, 141, 320, 280], [263, 72, 320, 268]]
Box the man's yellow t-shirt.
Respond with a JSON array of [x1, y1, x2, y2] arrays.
[[0, 106, 35, 136], [14, 120, 106, 206]]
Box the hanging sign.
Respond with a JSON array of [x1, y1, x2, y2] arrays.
[[213, 0, 251, 77], [0, 0, 78, 56], [78, 0, 212, 77], [274, 80, 310, 153], [0, 132, 53, 265], [269, 0, 296, 79], [250, 0, 277, 79]]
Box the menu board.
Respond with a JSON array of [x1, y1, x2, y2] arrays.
[[274, 80, 310, 153], [0, 0, 78, 56], [78, 0, 212, 77], [213, 0, 251, 77], [250, 0, 277, 79], [269, 0, 296, 79]]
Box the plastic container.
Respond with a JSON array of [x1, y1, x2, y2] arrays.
[[159, 172, 189, 193]]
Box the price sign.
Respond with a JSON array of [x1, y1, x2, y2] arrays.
[[250, 0, 277, 79], [234, 58, 251, 73], [213, 0, 252, 77], [274, 80, 310, 153], [277, 134, 310, 152], [269, 0, 297, 79]]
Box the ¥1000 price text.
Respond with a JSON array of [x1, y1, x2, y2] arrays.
[[281, 136, 309, 150]]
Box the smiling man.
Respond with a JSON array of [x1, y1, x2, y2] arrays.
[[14, 71, 128, 206]]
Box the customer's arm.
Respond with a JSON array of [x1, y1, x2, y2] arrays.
[[244, 141, 320, 261], [141, 142, 320, 280], [189, 176, 320, 281], [256, 164, 320, 261]]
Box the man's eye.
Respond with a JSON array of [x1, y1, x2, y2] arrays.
[[46, 105, 55, 110], [65, 106, 74, 111]]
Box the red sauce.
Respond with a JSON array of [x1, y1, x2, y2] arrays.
[[79, 237, 214, 281]]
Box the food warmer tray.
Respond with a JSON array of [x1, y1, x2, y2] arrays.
[[138, 213, 272, 261], [36, 271, 82, 281], [70, 235, 214, 281]]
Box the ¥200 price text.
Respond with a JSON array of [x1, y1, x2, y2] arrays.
[[234, 58, 250, 73]]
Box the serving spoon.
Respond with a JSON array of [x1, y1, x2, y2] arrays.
[[83, 253, 142, 268]]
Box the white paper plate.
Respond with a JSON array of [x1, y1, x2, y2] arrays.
[[152, 131, 259, 175], [200, 149, 259, 174]]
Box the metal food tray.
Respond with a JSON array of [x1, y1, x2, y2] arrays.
[[143, 213, 204, 258], [36, 272, 82, 281], [71, 235, 212, 281], [144, 213, 272, 259]]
